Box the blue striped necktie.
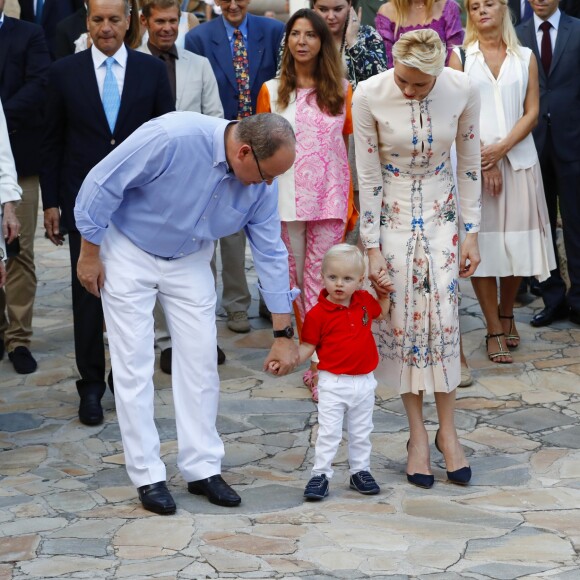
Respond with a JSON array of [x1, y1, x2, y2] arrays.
[[102, 57, 121, 133]]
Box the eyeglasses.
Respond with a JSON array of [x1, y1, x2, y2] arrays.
[[250, 145, 267, 182], [217, 0, 248, 6]]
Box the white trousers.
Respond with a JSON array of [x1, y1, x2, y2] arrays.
[[312, 370, 377, 479], [100, 225, 224, 487]]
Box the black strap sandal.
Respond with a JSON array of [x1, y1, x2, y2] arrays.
[[498, 307, 520, 349]]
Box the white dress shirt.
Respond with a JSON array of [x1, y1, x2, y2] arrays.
[[533, 9, 560, 55], [91, 43, 128, 99]]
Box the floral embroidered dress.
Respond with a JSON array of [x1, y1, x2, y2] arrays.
[[375, 0, 463, 67], [353, 68, 481, 394]]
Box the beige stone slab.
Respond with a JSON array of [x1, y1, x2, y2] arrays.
[[115, 516, 194, 550], [324, 501, 396, 515], [263, 556, 313, 573], [560, 459, 580, 479], [534, 357, 580, 369], [115, 545, 177, 559], [254, 511, 328, 525], [180, 561, 217, 577], [405, 541, 465, 571], [19, 555, 112, 576], [11, 502, 49, 519], [524, 510, 580, 539], [476, 377, 530, 397], [402, 497, 522, 528], [464, 427, 540, 452], [199, 545, 263, 573], [462, 488, 580, 511], [203, 532, 296, 555], [530, 448, 569, 474], [298, 547, 366, 571], [48, 519, 124, 539], [0, 446, 47, 474], [314, 522, 409, 552], [533, 370, 580, 394], [0, 535, 39, 563], [95, 486, 136, 503], [114, 556, 193, 578], [0, 564, 13, 580], [466, 530, 574, 563], [456, 397, 520, 410], [0, 517, 68, 537], [522, 390, 569, 404], [253, 523, 308, 539]]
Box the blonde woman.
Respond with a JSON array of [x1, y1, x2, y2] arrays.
[[354, 30, 481, 488], [376, 0, 463, 67], [449, 0, 555, 363]]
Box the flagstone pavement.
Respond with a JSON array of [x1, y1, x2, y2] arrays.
[[1, 218, 579, 580]]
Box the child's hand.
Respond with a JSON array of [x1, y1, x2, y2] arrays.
[[376, 269, 395, 292], [267, 360, 281, 375]]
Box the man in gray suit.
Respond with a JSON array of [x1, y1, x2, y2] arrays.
[[140, 0, 224, 373], [517, 0, 580, 327]]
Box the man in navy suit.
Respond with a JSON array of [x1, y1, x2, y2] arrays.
[[517, 0, 580, 326], [0, 0, 51, 374], [19, 0, 84, 59], [185, 0, 284, 335], [55, 3, 87, 59], [40, 0, 174, 426]]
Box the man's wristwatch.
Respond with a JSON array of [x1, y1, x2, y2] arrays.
[[273, 325, 294, 339]]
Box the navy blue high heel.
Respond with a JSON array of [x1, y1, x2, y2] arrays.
[[406, 440, 434, 489], [434, 430, 472, 485]]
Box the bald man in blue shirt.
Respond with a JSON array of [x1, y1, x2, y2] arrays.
[[75, 111, 299, 515]]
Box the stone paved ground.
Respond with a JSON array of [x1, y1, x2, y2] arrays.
[[1, 217, 579, 580]]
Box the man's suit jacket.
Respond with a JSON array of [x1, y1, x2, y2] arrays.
[[55, 5, 87, 60], [41, 48, 175, 232], [517, 13, 580, 162], [19, 0, 84, 58], [0, 16, 51, 177], [138, 45, 223, 117], [184, 14, 284, 120]]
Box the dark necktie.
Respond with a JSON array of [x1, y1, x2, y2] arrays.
[[522, 0, 533, 22], [540, 21, 552, 76], [35, 0, 44, 24], [233, 29, 252, 119], [159, 52, 177, 103]]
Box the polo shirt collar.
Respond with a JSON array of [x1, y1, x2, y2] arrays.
[[317, 289, 362, 311]]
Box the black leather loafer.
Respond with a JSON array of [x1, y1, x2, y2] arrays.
[[78, 392, 103, 425], [138, 481, 176, 515], [569, 309, 580, 326], [187, 474, 241, 507], [530, 304, 569, 327]]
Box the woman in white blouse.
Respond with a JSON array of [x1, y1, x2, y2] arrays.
[[449, 0, 555, 364]]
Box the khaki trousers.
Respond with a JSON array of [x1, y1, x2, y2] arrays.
[[0, 175, 39, 351]]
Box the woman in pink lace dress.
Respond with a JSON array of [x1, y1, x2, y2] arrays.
[[257, 9, 354, 401], [375, 0, 464, 67]]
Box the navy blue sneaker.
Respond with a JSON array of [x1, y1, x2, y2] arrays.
[[304, 474, 329, 500], [349, 470, 380, 495]]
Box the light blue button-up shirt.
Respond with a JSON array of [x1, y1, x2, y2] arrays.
[[222, 16, 249, 55], [75, 111, 298, 313]]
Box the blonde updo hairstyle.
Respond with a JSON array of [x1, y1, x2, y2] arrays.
[[391, 29, 446, 77]]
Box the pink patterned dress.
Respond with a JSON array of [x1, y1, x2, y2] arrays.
[[375, 0, 464, 67], [256, 79, 353, 328]]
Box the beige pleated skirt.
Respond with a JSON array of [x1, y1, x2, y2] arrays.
[[472, 158, 556, 281]]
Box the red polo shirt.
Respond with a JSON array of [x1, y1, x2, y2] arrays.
[[301, 289, 382, 375]]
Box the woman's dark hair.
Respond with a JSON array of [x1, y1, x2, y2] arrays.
[[278, 9, 345, 116]]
